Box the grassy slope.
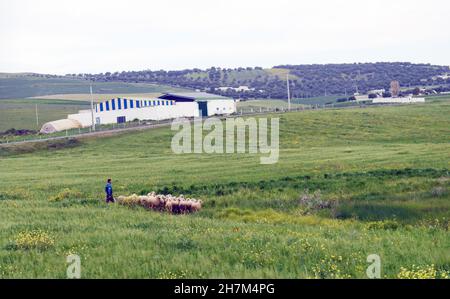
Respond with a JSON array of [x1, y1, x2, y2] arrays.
[[0, 75, 189, 99], [237, 99, 304, 110], [0, 99, 90, 131], [0, 101, 449, 278]]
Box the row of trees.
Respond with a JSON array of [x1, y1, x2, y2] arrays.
[[65, 63, 450, 99]]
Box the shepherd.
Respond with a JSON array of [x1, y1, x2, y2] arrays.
[[105, 178, 114, 203]]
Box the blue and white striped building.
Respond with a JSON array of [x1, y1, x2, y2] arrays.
[[41, 92, 236, 133], [94, 98, 176, 113], [66, 97, 198, 128]]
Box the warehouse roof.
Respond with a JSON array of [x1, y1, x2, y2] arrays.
[[159, 92, 232, 101]]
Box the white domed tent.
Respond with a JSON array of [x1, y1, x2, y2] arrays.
[[40, 119, 82, 134]]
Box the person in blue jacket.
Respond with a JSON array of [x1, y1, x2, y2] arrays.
[[105, 178, 114, 203]]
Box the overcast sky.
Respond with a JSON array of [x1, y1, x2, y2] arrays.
[[1, 0, 449, 74]]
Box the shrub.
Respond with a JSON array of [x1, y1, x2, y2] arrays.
[[365, 220, 400, 230], [420, 218, 449, 231], [397, 264, 449, 279], [0, 188, 31, 200], [14, 230, 55, 250], [298, 190, 338, 215], [311, 254, 352, 279], [0, 128, 37, 136], [175, 238, 197, 251], [436, 176, 449, 184], [46, 138, 80, 150], [430, 186, 447, 197]]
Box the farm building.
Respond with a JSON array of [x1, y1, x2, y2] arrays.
[[40, 92, 236, 133], [159, 92, 237, 117], [372, 96, 425, 104]]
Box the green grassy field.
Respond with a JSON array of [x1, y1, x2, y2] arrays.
[[0, 100, 449, 278], [292, 95, 346, 105], [0, 99, 90, 132], [237, 99, 304, 110]]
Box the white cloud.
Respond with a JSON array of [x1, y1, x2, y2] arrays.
[[1, 0, 449, 74]]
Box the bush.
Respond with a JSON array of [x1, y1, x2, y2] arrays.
[[0, 128, 37, 137], [0, 188, 31, 200], [397, 264, 449, 279], [436, 176, 449, 184], [430, 186, 447, 197], [366, 220, 399, 230], [311, 254, 352, 279], [298, 190, 338, 215], [13, 230, 55, 250], [420, 218, 449, 231]]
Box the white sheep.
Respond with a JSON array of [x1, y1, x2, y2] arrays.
[[119, 191, 202, 214], [191, 200, 203, 212]]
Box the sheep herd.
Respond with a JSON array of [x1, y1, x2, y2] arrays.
[[117, 192, 202, 214]]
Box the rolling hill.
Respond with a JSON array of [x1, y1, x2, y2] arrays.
[[0, 73, 189, 99], [2, 62, 450, 101], [80, 62, 450, 99]]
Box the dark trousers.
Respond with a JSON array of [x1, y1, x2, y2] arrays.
[[106, 195, 114, 203]]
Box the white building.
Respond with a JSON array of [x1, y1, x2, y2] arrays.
[[368, 89, 385, 95], [372, 96, 425, 104], [216, 85, 255, 92], [40, 92, 236, 133], [158, 92, 236, 117]]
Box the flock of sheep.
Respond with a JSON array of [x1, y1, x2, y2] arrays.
[[117, 192, 202, 214]]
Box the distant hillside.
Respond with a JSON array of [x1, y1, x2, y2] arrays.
[[76, 62, 450, 99], [2, 62, 450, 100], [0, 73, 189, 99]]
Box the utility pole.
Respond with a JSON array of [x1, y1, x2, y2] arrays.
[[90, 84, 95, 131], [286, 74, 291, 110], [35, 104, 39, 129]]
